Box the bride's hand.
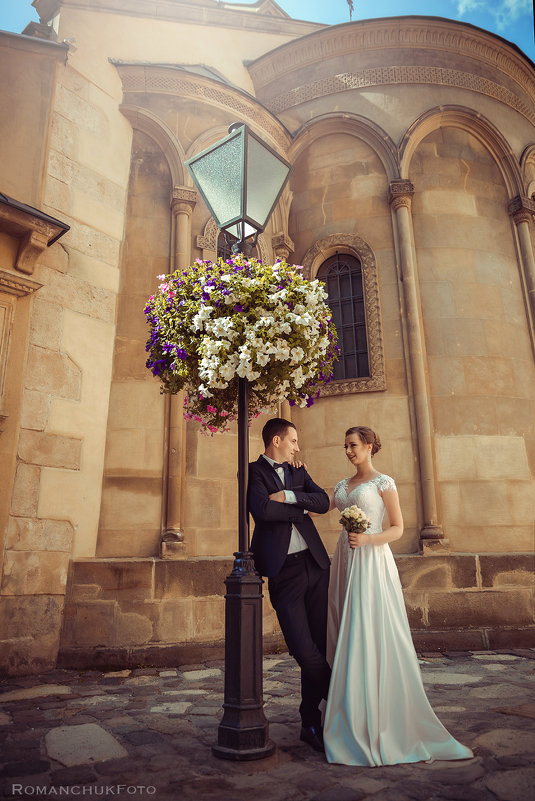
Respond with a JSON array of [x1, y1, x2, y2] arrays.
[[291, 459, 308, 470], [348, 532, 371, 548]]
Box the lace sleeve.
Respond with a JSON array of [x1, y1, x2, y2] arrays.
[[377, 474, 397, 492]]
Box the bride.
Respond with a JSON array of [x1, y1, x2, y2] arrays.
[[322, 426, 473, 766]]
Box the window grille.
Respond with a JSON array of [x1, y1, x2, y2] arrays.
[[317, 253, 369, 380]]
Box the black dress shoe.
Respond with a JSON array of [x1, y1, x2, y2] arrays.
[[300, 725, 324, 752]]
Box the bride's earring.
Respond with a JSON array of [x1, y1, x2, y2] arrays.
[[367, 449, 372, 464]]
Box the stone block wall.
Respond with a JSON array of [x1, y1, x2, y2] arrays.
[[58, 557, 283, 670], [56, 552, 534, 672]]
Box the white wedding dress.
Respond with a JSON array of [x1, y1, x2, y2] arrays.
[[323, 474, 473, 766]]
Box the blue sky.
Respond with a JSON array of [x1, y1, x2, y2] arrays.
[[2, 0, 534, 60]]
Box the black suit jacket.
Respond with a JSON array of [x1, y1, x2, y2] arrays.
[[248, 456, 330, 578]]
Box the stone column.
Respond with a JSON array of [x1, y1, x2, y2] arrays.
[[272, 236, 294, 421], [161, 187, 197, 557], [272, 232, 294, 262], [508, 196, 535, 330], [389, 181, 445, 552]]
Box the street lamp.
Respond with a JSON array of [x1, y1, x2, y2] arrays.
[[185, 123, 291, 761]]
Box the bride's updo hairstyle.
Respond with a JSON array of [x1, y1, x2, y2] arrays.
[[345, 426, 382, 456]]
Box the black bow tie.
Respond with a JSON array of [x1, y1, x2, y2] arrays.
[[272, 461, 288, 469]]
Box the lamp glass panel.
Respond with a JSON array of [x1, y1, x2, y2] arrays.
[[245, 136, 290, 227], [188, 135, 244, 227], [225, 221, 258, 240]]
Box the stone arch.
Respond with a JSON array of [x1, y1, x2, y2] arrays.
[[399, 105, 523, 198], [289, 114, 399, 182], [302, 233, 386, 396], [520, 144, 535, 198], [120, 104, 186, 187]]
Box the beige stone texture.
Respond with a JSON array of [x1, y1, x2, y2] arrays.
[[95, 528, 160, 559], [61, 601, 117, 647], [1, 550, 70, 596], [37, 265, 116, 324], [40, 311, 116, 558], [154, 558, 231, 600], [10, 463, 41, 517], [0, 33, 60, 206], [70, 559, 155, 602], [0, 594, 65, 640], [436, 435, 531, 481], [18, 429, 82, 470], [5, 518, 74, 553], [25, 345, 81, 400], [192, 597, 225, 639], [479, 555, 535, 588], [115, 604, 156, 646], [98, 477, 162, 530], [29, 299, 63, 350], [446, 525, 534, 553], [427, 589, 534, 629], [156, 599, 194, 643], [397, 555, 478, 590]]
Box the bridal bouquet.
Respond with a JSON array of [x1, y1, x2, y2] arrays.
[[339, 505, 370, 533], [144, 255, 339, 433]]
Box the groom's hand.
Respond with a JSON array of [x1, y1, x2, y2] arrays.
[[268, 490, 286, 503]]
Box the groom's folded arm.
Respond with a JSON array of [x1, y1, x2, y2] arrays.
[[248, 470, 306, 524], [291, 470, 330, 514]]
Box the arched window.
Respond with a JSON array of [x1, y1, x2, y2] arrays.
[[317, 253, 369, 380]]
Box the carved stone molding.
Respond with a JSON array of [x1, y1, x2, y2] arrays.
[[171, 186, 197, 216], [264, 66, 535, 127], [116, 65, 291, 153], [272, 232, 294, 261], [0, 269, 43, 297], [302, 234, 386, 396], [197, 217, 219, 253], [508, 195, 535, 225], [0, 196, 69, 275], [389, 180, 415, 211], [248, 18, 535, 104]]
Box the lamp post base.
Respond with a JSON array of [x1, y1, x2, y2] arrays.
[[212, 739, 276, 762], [212, 551, 275, 761]]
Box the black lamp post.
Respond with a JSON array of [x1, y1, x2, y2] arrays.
[[185, 124, 291, 761]]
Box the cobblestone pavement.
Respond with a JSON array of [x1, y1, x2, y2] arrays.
[[1, 649, 534, 801]]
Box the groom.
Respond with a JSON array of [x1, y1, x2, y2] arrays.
[[248, 417, 331, 752]]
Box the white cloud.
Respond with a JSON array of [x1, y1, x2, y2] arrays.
[[456, 0, 531, 32], [490, 0, 532, 31], [457, 0, 485, 14]]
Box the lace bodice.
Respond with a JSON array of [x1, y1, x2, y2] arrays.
[[333, 474, 397, 535]]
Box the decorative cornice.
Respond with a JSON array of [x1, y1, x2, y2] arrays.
[[0, 269, 43, 297], [0, 200, 69, 275], [264, 66, 535, 127], [389, 180, 414, 211], [272, 232, 294, 260], [508, 195, 535, 224], [171, 186, 197, 215], [35, 0, 324, 36], [302, 233, 386, 396], [247, 18, 535, 104], [116, 65, 291, 153]]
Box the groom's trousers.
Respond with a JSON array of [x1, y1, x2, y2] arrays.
[[267, 548, 331, 729]]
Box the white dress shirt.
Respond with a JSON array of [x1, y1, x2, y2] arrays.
[[262, 453, 308, 554]]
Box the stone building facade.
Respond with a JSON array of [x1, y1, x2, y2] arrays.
[[0, 0, 534, 675]]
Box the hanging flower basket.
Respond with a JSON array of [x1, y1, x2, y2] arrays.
[[144, 255, 339, 433]]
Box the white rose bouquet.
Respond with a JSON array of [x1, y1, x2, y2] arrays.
[[144, 255, 339, 432], [339, 505, 371, 534]]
